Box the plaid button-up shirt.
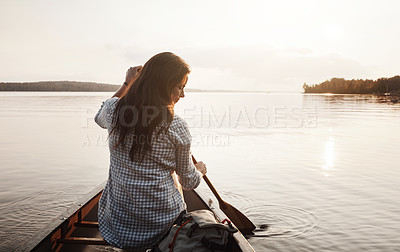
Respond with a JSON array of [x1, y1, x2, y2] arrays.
[[94, 98, 201, 249]]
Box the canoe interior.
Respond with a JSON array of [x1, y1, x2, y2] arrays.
[[16, 184, 254, 252]]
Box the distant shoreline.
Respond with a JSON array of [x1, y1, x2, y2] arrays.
[[0, 81, 119, 92], [0, 81, 269, 93], [303, 75, 400, 95]]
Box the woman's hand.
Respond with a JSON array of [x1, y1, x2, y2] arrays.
[[195, 161, 207, 176], [125, 66, 142, 86], [112, 65, 142, 98]]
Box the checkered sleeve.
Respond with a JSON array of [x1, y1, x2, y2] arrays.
[[173, 116, 201, 190], [94, 97, 118, 129]]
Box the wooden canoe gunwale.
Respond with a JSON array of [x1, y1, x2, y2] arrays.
[[16, 182, 255, 252], [14, 182, 106, 252]]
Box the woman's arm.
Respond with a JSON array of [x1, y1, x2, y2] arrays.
[[112, 66, 142, 98], [173, 118, 207, 190]]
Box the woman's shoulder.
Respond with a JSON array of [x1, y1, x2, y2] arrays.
[[168, 114, 191, 145], [170, 114, 189, 129]]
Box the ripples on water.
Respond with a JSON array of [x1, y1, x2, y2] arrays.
[[249, 204, 318, 238], [1, 92, 400, 251], [219, 191, 320, 237]]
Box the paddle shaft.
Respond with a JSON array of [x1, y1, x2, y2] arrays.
[[191, 156, 227, 208], [191, 155, 257, 234]]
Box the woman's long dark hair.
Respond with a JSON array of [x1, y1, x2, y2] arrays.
[[110, 52, 190, 161]]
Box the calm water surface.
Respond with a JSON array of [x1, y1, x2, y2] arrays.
[[0, 92, 399, 251]]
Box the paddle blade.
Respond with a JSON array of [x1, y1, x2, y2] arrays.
[[221, 201, 256, 235]]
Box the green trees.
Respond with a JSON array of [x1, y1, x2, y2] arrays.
[[303, 76, 400, 94]]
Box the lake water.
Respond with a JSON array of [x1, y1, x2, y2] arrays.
[[0, 92, 399, 251]]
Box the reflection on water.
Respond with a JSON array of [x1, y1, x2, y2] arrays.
[[1, 92, 400, 251], [323, 135, 335, 176]]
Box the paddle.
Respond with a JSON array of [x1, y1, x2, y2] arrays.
[[191, 155, 256, 235]]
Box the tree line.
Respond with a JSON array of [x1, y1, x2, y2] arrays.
[[303, 75, 400, 94], [0, 81, 120, 92]]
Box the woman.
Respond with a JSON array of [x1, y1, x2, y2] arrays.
[[94, 52, 207, 251]]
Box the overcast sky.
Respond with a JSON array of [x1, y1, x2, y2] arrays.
[[1, 0, 399, 91]]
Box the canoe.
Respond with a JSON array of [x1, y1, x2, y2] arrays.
[[15, 182, 255, 252]]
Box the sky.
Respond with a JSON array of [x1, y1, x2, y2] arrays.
[[0, 0, 399, 91]]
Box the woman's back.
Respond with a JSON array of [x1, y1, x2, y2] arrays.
[[95, 97, 201, 249]]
